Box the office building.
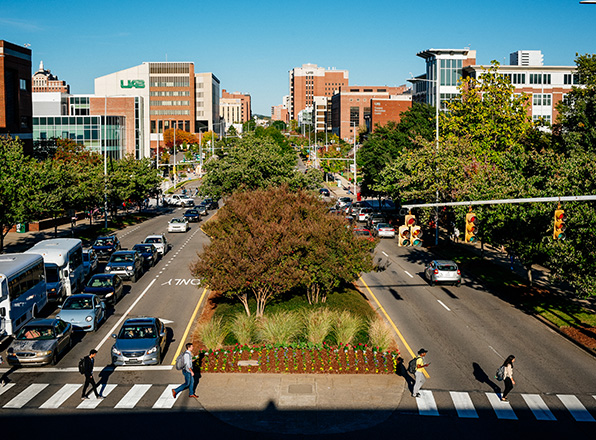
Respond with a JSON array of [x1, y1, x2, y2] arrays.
[[221, 96, 243, 127], [32, 61, 69, 93], [369, 95, 412, 129], [221, 89, 251, 123]]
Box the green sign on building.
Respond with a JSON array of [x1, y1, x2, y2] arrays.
[[120, 79, 145, 89]]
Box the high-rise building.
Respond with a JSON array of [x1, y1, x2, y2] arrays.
[[0, 40, 33, 154], [221, 89, 251, 122], [289, 63, 348, 121], [32, 61, 69, 93]]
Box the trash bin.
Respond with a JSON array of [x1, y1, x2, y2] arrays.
[[16, 223, 28, 233]]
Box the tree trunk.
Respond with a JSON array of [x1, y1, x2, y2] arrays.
[[236, 292, 250, 316], [254, 286, 272, 318], [526, 265, 533, 286]]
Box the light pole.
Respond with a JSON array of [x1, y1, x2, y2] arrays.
[[340, 121, 358, 196], [103, 97, 108, 230]]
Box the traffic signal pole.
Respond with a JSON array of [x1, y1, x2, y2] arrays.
[[400, 194, 596, 210]]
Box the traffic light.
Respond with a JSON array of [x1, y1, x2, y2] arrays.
[[465, 212, 478, 243], [405, 214, 417, 227], [553, 208, 566, 240], [398, 225, 411, 247], [411, 226, 422, 246]]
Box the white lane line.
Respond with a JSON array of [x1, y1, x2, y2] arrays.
[[404, 271, 414, 278], [486, 392, 517, 420], [40, 384, 82, 409], [488, 346, 503, 358], [522, 394, 556, 421], [77, 384, 117, 409], [450, 391, 478, 418], [115, 384, 152, 409], [0, 383, 15, 396], [437, 300, 451, 311], [152, 384, 180, 409], [95, 278, 157, 352], [416, 390, 439, 416], [4, 365, 173, 374], [557, 394, 595, 422], [382, 251, 388, 257], [3, 383, 48, 409]]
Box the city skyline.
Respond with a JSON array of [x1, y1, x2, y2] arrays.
[[2, 0, 595, 115]]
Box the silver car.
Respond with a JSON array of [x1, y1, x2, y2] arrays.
[[167, 217, 189, 233], [6, 318, 73, 366], [424, 259, 462, 287], [111, 317, 167, 366]]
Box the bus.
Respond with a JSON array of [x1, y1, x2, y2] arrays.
[[0, 253, 48, 339], [25, 238, 84, 301]]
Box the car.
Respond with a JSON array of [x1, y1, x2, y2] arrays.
[[336, 197, 352, 209], [201, 197, 219, 210], [105, 250, 144, 283], [56, 293, 105, 332], [424, 259, 462, 287], [319, 188, 330, 197], [143, 234, 170, 256], [196, 205, 208, 216], [132, 243, 159, 268], [374, 223, 396, 238], [183, 208, 201, 223], [5, 318, 73, 366], [92, 235, 121, 262], [168, 217, 189, 233], [82, 248, 98, 279], [367, 213, 385, 230], [357, 208, 373, 222], [164, 194, 195, 207], [111, 317, 167, 366], [353, 228, 374, 242], [84, 273, 124, 305]]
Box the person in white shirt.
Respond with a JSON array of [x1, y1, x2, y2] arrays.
[[501, 355, 516, 401]]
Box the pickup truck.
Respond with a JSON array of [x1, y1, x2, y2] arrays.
[[164, 194, 194, 207]]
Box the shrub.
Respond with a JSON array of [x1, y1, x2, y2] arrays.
[[199, 316, 229, 350], [302, 308, 335, 344], [230, 313, 256, 345], [333, 311, 363, 345], [257, 311, 301, 344], [368, 317, 392, 351]]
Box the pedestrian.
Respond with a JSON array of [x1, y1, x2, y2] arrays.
[[172, 343, 198, 399], [412, 348, 431, 398], [454, 227, 460, 242], [396, 356, 415, 391], [81, 349, 102, 399], [500, 355, 516, 401]]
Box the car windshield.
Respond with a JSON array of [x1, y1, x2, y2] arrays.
[[63, 296, 93, 310], [185, 210, 198, 215], [438, 264, 458, 271], [145, 237, 162, 244], [16, 325, 55, 340], [354, 229, 370, 236], [89, 276, 113, 288], [377, 223, 391, 229], [95, 238, 114, 246], [45, 267, 59, 283], [170, 218, 184, 223], [110, 254, 133, 263], [118, 325, 157, 339], [133, 245, 151, 252]]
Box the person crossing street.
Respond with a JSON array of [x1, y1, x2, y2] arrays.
[[172, 343, 198, 399]]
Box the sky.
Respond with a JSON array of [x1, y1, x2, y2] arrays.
[[2, 0, 595, 115]]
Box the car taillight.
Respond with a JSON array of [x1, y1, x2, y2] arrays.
[[434, 269, 439, 275], [457, 270, 461, 275]]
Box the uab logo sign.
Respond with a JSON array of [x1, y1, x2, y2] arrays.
[[120, 79, 145, 89]]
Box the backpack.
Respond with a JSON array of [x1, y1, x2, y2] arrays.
[[78, 357, 86, 375], [495, 365, 505, 381], [175, 352, 187, 370], [407, 357, 419, 374]]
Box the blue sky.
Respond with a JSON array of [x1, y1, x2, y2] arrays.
[[2, 0, 595, 115]]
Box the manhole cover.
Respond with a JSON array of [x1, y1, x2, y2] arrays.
[[288, 384, 313, 394]]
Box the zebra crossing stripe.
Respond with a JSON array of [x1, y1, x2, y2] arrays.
[[450, 391, 478, 418], [416, 390, 439, 416], [77, 384, 118, 410], [0, 383, 15, 396], [557, 394, 596, 422], [114, 384, 151, 409], [152, 385, 179, 409], [3, 383, 48, 409], [522, 394, 556, 421], [40, 384, 82, 409], [486, 393, 518, 420]]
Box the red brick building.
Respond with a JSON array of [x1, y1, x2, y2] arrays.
[[221, 89, 251, 122], [370, 96, 412, 129]]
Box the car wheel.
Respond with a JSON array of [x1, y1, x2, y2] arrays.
[[429, 279, 434, 287], [51, 351, 58, 365], [131, 272, 137, 283], [456, 281, 461, 287]]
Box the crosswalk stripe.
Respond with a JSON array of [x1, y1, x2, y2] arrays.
[[416, 390, 439, 416], [40, 384, 82, 409], [0, 383, 16, 396], [152, 385, 179, 409], [486, 393, 518, 420], [522, 394, 556, 421], [450, 391, 478, 418], [77, 384, 118, 410], [114, 384, 151, 409], [557, 394, 596, 422], [3, 383, 48, 409]]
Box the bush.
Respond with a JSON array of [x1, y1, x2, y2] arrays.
[[333, 311, 363, 345], [199, 316, 229, 350], [368, 317, 392, 351], [302, 308, 334, 344], [257, 311, 301, 345], [230, 313, 256, 345]]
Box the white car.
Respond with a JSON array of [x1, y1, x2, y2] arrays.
[[143, 234, 170, 255], [357, 208, 373, 222], [165, 194, 194, 207], [374, 223, 395, 238], [168, 217, 189, 233]]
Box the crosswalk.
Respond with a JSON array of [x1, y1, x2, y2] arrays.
[[0, 383, 202, 411], [415, 389, 596, 422]]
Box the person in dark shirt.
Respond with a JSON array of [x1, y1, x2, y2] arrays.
[[81, 349, 102, 399]]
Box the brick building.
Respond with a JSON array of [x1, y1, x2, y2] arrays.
[[32, 61, 69, 93], [221, 89, 251, 123], [370, 96, 412, 129]]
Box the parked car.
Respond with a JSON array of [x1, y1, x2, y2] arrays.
[[133, 243, 159, 268], [357, 208, 373, 222], [353, 228, 374, 242], [92, 235, 121, 262], [82, 248, 98, 279], [168, 217, 189, 233], [373, 223, 396, 239], [143, 234, 170, 256], [105, 250, 144, 283], [5, 318, 73, 366], [424, 259, 462, 287], [183, 208, 201, 223], [84, 273, 124, 305], [111, 317, 167, 366], [56, 293, 105, 332]]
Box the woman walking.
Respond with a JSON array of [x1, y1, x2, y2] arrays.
[[501, 355, 516, 401]]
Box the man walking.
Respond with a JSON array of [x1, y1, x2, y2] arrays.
[[172, 343, 198, 399], [412, 348, 431, 398], [81, 349, 102, 399]]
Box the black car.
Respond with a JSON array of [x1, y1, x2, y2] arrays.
[[132, 243, 159, 268], [84, 273, 124, 305], [319, 188, 330, 197], [183, 208, 201, 223], [200, 197, 219, 210], [196, 205, 208, 216], [92, 235, 121, 262]]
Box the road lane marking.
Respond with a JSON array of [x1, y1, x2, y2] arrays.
[[358, 276, 429, 378], [382, 252, 388, 257], [171, 287, 209, 366], [486, 392, 517, 420], [3, 365, 173, 374], [115, 384, 151, 409], [95, 278, 157, 352], [557, 394, 595, 422], [450, 391, 478, 418], [3, 383, 48, 409], [404, 271, 414, 278], [77, 384, 117, 409], [152, 384, 180, 409], [0, 383, 15, 396], [416, 390, 439, 416], [40, 384, 81, 409], [522, 394, 556, 421], [437, 300, 451, 311]]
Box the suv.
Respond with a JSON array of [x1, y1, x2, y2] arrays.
[[105, 250, 144, 283], [111, 317, 167, 366], [165, 194, 194, 207], [143, 234, 170, 256], [424, 259, 462, 287], [92, 235, 121, 262]]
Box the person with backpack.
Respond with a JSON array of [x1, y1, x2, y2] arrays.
[[172, 343, 198, 399], [411, 348, 431, 398], [80, 349, 102, 400], [500, 355, 516, 401]]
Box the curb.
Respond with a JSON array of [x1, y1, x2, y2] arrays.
[[532, 313, 596, 358]]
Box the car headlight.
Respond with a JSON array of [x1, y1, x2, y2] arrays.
[[147, 347, 157, 355], [112, 346, 121, 355], [86, 316, 93, 322], [105, 292, 113, 297], [126, 266, 133, 271], [105, 266, 111, 271], [41, 350, 53, 356]]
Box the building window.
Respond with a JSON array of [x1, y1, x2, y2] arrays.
[[533, 93, 552, 107], [20, 79, 27, 90], [350, 106, 359, 125]]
